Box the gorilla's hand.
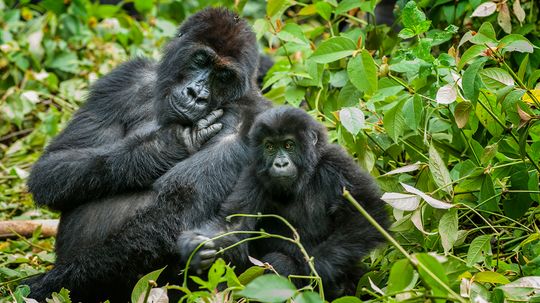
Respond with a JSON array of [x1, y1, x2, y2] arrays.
[[182, 109, 223, 154], [177, 230, 218, 274]]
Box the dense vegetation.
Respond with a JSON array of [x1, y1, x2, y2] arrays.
[[0, 0, 539, 302]]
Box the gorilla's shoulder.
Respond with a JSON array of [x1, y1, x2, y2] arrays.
[[318, 144, 381, 195], [86, 57, 158, 109]]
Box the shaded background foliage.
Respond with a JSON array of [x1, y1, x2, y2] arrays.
[[0, 0, 539, 302]]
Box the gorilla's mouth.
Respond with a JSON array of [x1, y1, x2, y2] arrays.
[[169, 97, 192, 123]]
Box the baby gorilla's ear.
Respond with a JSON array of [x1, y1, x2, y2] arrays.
[[308, 130, 318, 146]]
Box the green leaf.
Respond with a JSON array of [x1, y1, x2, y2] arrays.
[[387, 259, 416, 294], [474, 271, 510, 284], [237, 275, 296, 303], [131, 267, 166, 303], [315, 2, 332, 21], [416, 253, 449, 302], [398, 28, 416, 39], [467, 234, 493, 267], [462, 57, 487, 103], [478, 174, 499, 212], [480, 67, 515, 90], [429, 144, 453, 195], [238, 266, 265, 286], [401, 1, 427, 29], [294, 292, 323, 303], [339, 107, 365, 136], [383, 99, 406, 143], [267, 0, 291, 18], [347, 50, 378, 95], [497, 277, 540, 301], [499, 34, 535, 53], [134, 0, 153, 13], [311, 37, 356, 63], [470, 22, 497, 44], [458, 45, 487, 70], [439, 209, 458, 253], [517, 54, 529, 81], [335, 0, 362, 14], [284, 86, 305, 107], [277, 24, 308, 45], [332, 296, 363, 303]]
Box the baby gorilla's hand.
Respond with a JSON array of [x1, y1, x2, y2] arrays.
[[183, 109, 223, 154], [177, 230, 218, 274]]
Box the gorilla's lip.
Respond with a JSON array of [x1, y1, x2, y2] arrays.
[[169, 97, 192, 122]]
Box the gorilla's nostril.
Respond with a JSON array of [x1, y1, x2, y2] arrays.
[[186, 87, 198, 99], [274, 160, 289, 168]]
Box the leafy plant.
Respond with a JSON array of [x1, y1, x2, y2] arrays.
[[1, 0, 540, 302]]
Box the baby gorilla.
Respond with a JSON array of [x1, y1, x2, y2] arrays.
[[179, 107, 389, 298]]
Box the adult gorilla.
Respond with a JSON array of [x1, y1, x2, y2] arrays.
[[25, 8, 271, 301]]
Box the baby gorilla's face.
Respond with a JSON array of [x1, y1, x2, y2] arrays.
[[262, 135, 299, 186]]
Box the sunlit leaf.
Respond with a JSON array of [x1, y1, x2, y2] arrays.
[[471, 2, 497, 17], [237, 275, 296, 302], [310, 37, 356, 63], [339, 107, 365, 136], [381, 192, 420, 211]]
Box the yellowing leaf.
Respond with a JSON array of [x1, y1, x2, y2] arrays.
[[513, 0, 526, 23], [498, 2, 512, 34], [522, 89, 540, 104]]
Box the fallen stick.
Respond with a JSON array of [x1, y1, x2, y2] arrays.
[[0, 220, 58, 238]]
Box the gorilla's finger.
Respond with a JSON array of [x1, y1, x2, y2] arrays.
[[198, 249, 217, 259], [199, 258, 216, 269], [197, 109, 224, 128], [203, 240, 215, 249], [197, 123, 223, 143]]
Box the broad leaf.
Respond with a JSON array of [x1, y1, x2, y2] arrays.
[[439, 209, 458, 253], [311, 37, 356, 64], [131, 267, 166, 303], [429, 144, 453, 195], [466, 235, 492, 267], [237, 275, 296, 302], [382, 192, 420, 211], [339, 107, 365, 136], [471, 2, 497, 17], [347, 50, 378, 95], [387, 259, 416, 294], [480, 68, 514, 90], [400, 182, 454, 209]]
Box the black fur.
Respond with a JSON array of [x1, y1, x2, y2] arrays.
[[183, 107, 388, 299], [25, 8, 271, 302]]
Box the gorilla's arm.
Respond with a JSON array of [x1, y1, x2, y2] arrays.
[[28, 59, 222, 211]]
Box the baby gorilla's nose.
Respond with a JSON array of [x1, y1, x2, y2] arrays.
[[274, 157, 290, 168]]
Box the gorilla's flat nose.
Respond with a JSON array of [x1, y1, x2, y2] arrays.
[[274, 158, 289, 168]]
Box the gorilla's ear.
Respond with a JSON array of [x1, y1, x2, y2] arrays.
[[307, 130, 318, 146]]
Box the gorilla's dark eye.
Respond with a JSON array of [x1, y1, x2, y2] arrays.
[[284, 140, 295, 151], [265, 142, 274, 152]]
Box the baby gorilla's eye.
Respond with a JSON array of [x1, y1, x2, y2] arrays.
[[284, 140, 295, 150], [265, 142, 274, 151]]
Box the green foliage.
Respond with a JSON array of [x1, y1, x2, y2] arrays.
[[1, 0, 540, 302]]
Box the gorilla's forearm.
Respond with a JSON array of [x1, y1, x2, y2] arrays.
[[28, 127, 189, 211]]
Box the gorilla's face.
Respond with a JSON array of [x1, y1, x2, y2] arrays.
[[166, 46, 247, 124], [249, 107, 327, 195], [156, 8, 259, 125]]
